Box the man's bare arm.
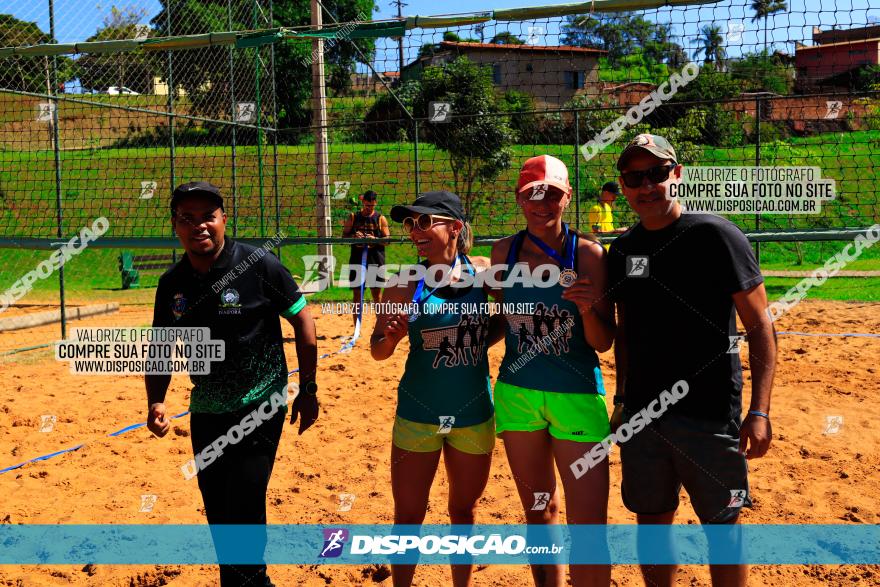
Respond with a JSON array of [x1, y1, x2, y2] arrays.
[[145, 374, 172, 437], [734, 283, 777, 459], [286, 307, 318, 384]]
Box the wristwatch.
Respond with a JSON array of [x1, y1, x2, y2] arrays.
[[302, 381, 318, 396]]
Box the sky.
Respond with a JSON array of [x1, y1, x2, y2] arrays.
[[4, 0, 880, 75]]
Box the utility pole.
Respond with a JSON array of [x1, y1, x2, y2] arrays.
[[390, 0, 407, 78]]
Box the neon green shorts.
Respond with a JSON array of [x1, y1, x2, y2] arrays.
[[392, 415, 495, 455], [494, 380, 610, 442]]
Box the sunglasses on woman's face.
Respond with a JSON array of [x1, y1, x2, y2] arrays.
[[620, 163, 677, 189], [402, 213, 455, 232]]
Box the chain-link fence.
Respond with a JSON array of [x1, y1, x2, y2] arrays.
[[1, 0, 879, 349]]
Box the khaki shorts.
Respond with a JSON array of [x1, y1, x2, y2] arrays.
[[392, 415, 495, 455]]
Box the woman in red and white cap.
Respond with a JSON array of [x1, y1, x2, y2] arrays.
[[489, 155, 615, 586]]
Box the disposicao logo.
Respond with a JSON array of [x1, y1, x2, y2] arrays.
[[319, 528, 349, 558]]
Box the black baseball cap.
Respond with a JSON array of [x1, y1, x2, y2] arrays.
[[390, 191, 466, 222], [170, 181, 224, 213], [362, 190, 377, 201], [601, 181, 620, 195]]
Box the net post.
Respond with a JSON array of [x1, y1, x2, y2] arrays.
[[49, 0, 66, 339], [574, 109, 581, 232], [754, 93, 762, 264], [228, 0, 239, 237], [414, 119, 420, 197], [166, 0, 176, 199], [312, 0, 332, 265], [254, 0, 266, 239], [269, 0, 282, 260]]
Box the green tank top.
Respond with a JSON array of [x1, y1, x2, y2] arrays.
[[397, 257, 494, 427], [497, 231, 606, 395]]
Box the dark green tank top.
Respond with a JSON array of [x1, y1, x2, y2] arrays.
[[497, 231, 606, 395], [397, 257, 494, 427]]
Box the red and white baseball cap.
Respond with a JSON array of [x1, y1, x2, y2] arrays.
[[516, 155, 571, 199]]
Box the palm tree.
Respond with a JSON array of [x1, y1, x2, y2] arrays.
[[694, 24, 727, 71], [751, 0, 788, 53]]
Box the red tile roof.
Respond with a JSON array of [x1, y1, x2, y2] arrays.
[[796, 37, 880, 51], [439, 41, 606, 55]]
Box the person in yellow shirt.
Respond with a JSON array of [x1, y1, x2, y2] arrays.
[[588, 182, 628, 250], [588, 181, 627, 235]]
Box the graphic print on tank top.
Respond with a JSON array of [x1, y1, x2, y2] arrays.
[[419, 314, 490, 369], [505, 302, 575, 355]]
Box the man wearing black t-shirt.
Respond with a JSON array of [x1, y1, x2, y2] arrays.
[[608, 135, 777, 587], [146, 181, 318, 587]]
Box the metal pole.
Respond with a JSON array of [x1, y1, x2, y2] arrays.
[[574, 110, 581, 232], [49, 0, 66, 339], [754, 95, 761, 263], [396, 1, 405, 77], [312, 0, 332, 262], [166, 1, 176, 191], [413, 119, 420, 197], [253, 0, 266, 238], [269, 0, 282, 256], [228, 0, 238, 237]]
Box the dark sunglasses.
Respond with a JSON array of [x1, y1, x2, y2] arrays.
[[402, 213, 456, 232], [620, 163, 677, 189]]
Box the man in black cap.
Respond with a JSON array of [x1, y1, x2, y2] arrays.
[[341, 190, 390, 325], [146, 181, 319, 587], [588, 180, 628, 237]]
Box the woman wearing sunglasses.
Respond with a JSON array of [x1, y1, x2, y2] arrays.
[[370, 190, 502, 587], [489, 155, 615, 586]]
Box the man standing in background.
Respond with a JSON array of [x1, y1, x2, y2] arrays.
[[342, 190, 390, 324]]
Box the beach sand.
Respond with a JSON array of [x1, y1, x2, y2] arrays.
[[0, 299, 878, 586]]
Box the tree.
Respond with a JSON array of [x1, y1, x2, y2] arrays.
[[675, 67, 740, 102], [498, 90, 538, 142], [0, 14, 74, 92], [857, 64, 880, 92], [729, 50, 794, 94], [489, 31, 524, 45], [751, 0, 787, 53], [694, 24, 727, 71], [415, 57, 513, 214], [561, 13, 685, 67], [151, 0, 375, 131], [597, 50, 670, 84], [77, 6, 156, 94], [416, 31, 480, 62], [442, 31, 479, 43]]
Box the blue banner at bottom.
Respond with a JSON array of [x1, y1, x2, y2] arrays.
[[0, 525, 876, 565]]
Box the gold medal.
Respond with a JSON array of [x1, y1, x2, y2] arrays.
[[559, 268, 578, 288]]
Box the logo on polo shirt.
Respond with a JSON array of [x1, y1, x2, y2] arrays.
[[218, 288, 242, 315], [172, 293, 187, 319]]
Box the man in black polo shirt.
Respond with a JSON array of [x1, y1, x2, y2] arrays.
[[607, 135, 777, 586], [145, 181, 318, 587]]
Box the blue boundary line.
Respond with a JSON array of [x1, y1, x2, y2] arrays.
[[0, 278, 368, 475]]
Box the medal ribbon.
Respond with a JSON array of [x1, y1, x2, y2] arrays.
[[412, 254, 464, 307], [525, 222, 576, 271]]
